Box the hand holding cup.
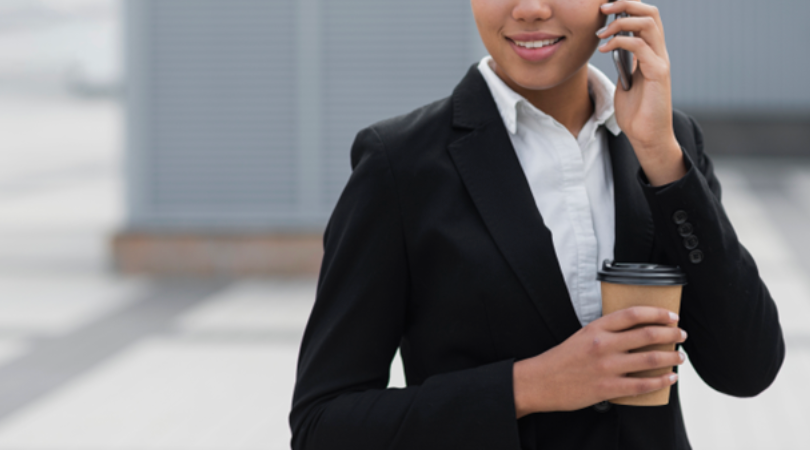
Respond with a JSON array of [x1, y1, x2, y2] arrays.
[[513, 306, 686, 417]]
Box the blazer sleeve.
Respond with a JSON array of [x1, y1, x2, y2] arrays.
[[638, 114, 786, 397], [289, 127, 521, 449]]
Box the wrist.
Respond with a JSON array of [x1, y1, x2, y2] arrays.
[[632, 136, 687, 187], [513, 359, 536, 419], [513, 355, 560, 418]]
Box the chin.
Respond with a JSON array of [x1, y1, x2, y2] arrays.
[[505, 66, 566, 91]]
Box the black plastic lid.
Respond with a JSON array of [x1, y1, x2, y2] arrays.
[[597, 260, 687, 286]]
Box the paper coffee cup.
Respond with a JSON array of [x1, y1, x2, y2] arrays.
[[597, 260, 687, 406]]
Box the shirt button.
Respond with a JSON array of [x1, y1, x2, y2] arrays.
[[689, 249, 704, 264], [678, 223, 694, 237], [684, 235, 700, 250], [673, 210, 689, 225], [593, 401, 611, 413]]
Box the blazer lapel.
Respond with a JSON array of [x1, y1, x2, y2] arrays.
[[447, 67, 582, 344], [608, 132, 655, 263]]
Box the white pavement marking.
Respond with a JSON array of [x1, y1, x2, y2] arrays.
[[176, 279, 316, 335], [0, 274, 146, 337], [0, 338, 298, 449], [787, 168, 810, 217], [679, 350, 810, 449], [678, 167, 810, 449], [0, 339, 30, 367], [713, 167, 810, 337]]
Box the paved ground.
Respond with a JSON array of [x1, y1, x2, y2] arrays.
[[0, 96, 807, 449]]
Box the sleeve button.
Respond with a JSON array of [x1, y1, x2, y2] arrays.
[[593, 401, 611, 413], [673, 210, 689, 225], [678, 223, 694, 237], [689, 249, 704, 264], [684, 235, 699, 250]]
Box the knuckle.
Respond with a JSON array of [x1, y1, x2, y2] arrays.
[[590, 335, 606, 356], [643, 327, 658, 342], [650, 5, 660, 16], [596, 357, 613, 374], [646, 352, 661, 368], [596, 379, 615, 397], [626, 307, 642, 324], [659, 309, 672, 322], [634, 380, 653, 394]]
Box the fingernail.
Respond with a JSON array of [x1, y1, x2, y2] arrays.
[[669, 373, 678, 383], [678, 351, 686, 363], [596, 26, 608, 37], [680, 329, 688, 341], [669, 312, 679, 322], [601, 2, 611, 9]]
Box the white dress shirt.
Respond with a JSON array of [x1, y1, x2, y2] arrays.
[[477, 56, 622, 326]]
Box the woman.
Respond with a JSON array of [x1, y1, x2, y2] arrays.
[[290, 0, 784, 448]]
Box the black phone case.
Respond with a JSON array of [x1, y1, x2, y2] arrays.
[[611, 11, 634, 90]]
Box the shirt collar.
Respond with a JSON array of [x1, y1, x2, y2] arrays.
[[477, 55, 622, 137]]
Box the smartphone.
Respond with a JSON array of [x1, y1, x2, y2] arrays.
[[609, 0, 633, 90]]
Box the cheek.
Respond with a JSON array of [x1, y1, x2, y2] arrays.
[[558, 0, 606, 33], [470, 1, 504, 37], [471, 1, 514, 60], [556, 0, 606, 64]]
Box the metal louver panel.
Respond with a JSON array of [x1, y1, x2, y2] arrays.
[[661, 0, 810, 113], [589, 0, 810, 114], [128, 0, 300, 230], [125, 0, 810, 234], [319, 0, 480, 212], [126, 0, 481, 231]]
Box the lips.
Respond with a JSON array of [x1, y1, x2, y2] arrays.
[[506, 35, 565, 62], [512, 37, 564, 49]]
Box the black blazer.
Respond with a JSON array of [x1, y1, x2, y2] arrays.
[[290, 66, 785, 449]]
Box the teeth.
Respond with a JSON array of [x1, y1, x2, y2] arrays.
[[514, 37, 562, 49]]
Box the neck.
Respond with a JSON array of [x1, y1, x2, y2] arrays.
[[494, 63, 594, 138]]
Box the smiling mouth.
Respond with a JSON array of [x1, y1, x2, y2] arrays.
[[509, 37, 565, 49]]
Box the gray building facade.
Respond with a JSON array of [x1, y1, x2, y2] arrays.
[[118, 0, 810, 275]]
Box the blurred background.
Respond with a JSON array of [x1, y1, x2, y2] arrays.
[[0, 0, 807, 448]]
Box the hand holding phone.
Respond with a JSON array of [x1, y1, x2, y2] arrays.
[[608, 0, 634, 91], [597, 0, 686, 186]]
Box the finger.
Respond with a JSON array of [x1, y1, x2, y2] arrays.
[[616, 325, 687, 351], [598, 36, 669, 80], [596, 16, 666, 57], [615, 350, 686, 374], [600, 0, 664, 32], [599, 306, 678, 332], [614, 372, 678, 398]]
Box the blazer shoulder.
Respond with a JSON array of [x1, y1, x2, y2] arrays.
[[354, 96, 454, 165], [370, 96, 453, 143]]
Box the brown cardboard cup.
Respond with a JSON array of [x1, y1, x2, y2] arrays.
[[597, 261, 687, 406]]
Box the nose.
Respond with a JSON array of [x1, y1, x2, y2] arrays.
[[512, 0, 553, 22]]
